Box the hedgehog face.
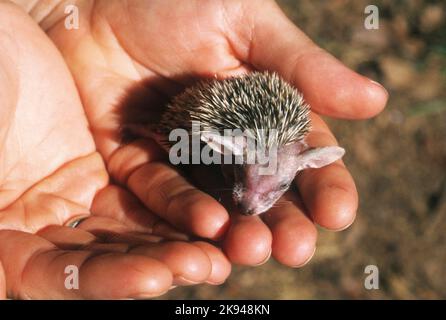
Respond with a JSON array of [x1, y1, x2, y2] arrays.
[[224, 144, 303, 215], [221, 142, 346, 216], [230, 163, 297, 215]]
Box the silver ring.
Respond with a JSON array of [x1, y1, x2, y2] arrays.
[[65, 215, 89, 228]]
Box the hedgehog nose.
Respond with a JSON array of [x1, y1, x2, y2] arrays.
[[237, 201, 256, 216]]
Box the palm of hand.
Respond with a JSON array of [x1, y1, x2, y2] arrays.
[[0, 2, 229, 299]]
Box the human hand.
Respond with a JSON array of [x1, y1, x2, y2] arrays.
[[45, 0, 388, 267], [0, 2, 229, 299]]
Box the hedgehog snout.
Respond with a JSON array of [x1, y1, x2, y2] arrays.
[[232, 185, 256, 215], [232, 187, 258, 215], [236, 201, 256, 216], [235, 198, 264, 216], [233, 190, 276, 216]]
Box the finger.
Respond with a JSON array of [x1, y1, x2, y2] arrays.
[[0, 153, 107, 234], [68, 217, 218, 286], [92, 184, 188, 240], [222, 214, 272, 266], [107, 138, 167, 184], [37, 225, 133, 253], [74, 216, 164, 244], [45, 221, 219, 286], [0, 230, 172, 299], [296, 113, 358, 230], [126, 160, 230, 239], [186, 168, 270, 270], [193, 241, 231, 285], [227, 0, 388, 119], [37, 225, 97, 249], [0, 260, 6, 300], [107, 139, 230, 239], [130, 241, 212, 286], [263, 194, 317, 267]]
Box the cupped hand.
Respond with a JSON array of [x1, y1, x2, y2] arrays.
[[46, 0, 388, 267], [0, 2, 229, 299]]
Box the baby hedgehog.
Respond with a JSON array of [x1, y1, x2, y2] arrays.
[[150, 71, 344, 215]]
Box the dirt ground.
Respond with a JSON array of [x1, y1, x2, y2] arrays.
[[162, 0, 446, 299]]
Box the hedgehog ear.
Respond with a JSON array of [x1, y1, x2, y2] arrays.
[[295, 146, 345, 171], [201, 132, 246, 156]]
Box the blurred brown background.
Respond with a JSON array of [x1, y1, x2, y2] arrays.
[[163, 0, 446, 299]]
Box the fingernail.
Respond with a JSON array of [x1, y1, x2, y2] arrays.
[[206, 279, 227, 286], [253, 248, 272, 266], [368, 79, 389, 97], [291, 246, 316, 268], [174, 277, 200, 286], [330, 217, 356, 232]]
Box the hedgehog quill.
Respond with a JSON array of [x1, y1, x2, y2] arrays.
[[131, 71, 345, 215]]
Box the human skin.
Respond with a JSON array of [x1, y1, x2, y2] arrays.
[[1, 0, 388, 299], [0, 261, 5, 299], [0, 2, 230, 299]]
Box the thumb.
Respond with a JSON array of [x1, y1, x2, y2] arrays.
[[227, 0, 388, 119]]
